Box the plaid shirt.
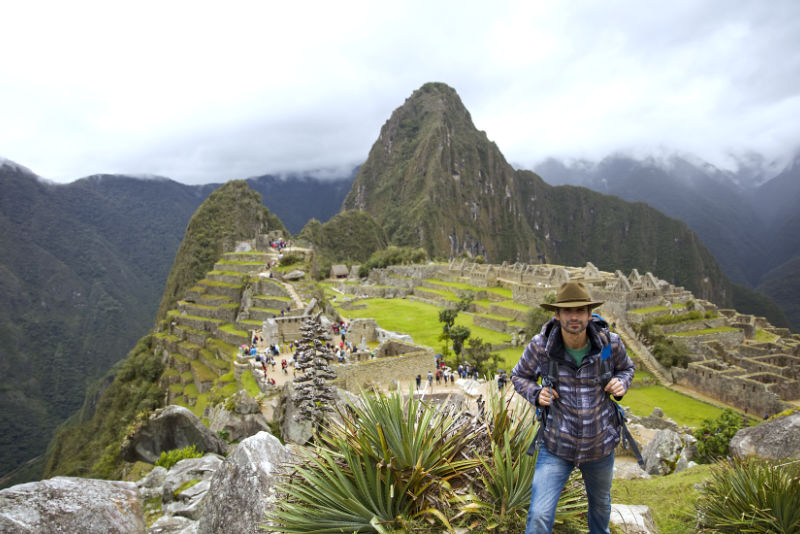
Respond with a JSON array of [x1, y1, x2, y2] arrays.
[[511, 317, 635, 463]]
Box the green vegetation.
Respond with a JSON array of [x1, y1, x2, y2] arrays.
[[753, 329, 779, 343], [241, 370, 260, 397], [44, 335, 164, 479], [696, 458, 800, 533], [157, 180, 285, 321], [670, 326, 738, 337], [154, 445, 203, 470], [629, 304, 687, 314], [613, 464, 712, 533], [358, 246, 428, 277], [692, 410, 750, 463], [623, 386, 725, 427]]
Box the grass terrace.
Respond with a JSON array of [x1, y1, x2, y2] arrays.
[[753, 329, 780, 343], [670, 326, 739, 337], [219, 323, 248, 337], [199, 280, 243, 289], [629, 303, 687, 314]]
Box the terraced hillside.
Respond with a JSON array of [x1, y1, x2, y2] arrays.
[[154, 251, 291, 416]]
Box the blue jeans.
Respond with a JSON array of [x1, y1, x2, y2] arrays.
[[525, 445, 614, 534]]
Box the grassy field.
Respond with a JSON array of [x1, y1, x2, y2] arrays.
[[335, 297, 511, 352], [623, 385, 724, 426]]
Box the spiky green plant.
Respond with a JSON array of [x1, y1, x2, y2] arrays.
[[696, 457, 800, 533], [268, 389, 482, 533]]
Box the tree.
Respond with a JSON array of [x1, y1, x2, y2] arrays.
[[292, 313, 338, 432], [450, 325, 471, 361], [464, 337, 494, 376]]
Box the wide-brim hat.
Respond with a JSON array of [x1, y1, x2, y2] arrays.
[[541, 281, 604, 311]]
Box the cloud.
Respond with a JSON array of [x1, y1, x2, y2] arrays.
[[1, 0, 798, 183]]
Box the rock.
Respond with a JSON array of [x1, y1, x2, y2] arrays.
[[609, 504, 658, 534], [161, 455, 223, 505], [730, 411, 800, 460], [0, 476, 144, 533], [642, 429, 685, 475], [165, 479, 211, 520], [150, 514, 198, 534], [137, 465, 168, 500], [208, 397, 272, 443], [613, 458, 651, 480], [197, 431, 293, 534], [278, 381, 314, 445], [121, 405, 228, 463]]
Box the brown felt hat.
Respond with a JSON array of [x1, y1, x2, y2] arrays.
[[540, 281, 604, 311]]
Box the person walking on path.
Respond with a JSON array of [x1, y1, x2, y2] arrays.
[[511, 281, 635, 534]]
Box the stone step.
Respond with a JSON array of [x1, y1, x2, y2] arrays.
[[252, 295, 293, 309], [194, 294, 233, 307], [169, 352, 192, 374], [197, 279, 243, 300], [213, 260, 267, 274], [247, 307, 281, 322], [178, 301, 238, 322], [190, 360, 217, 393], [206, 271, 246, 285], [177, 340, 202, 361], [217, 323, 250, 347], [171, 313, 224, 333], [198, 347, 231, 377], [222, 252, 275, 263]]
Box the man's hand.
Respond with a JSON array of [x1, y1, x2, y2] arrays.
[[604, 377, 626, 397], [538, 386, 559, 406]]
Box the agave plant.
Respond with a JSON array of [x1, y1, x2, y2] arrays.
[[268, 389, 483, 533], [696, 457, 800, 533]]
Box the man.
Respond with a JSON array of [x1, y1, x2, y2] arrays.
[[512, 281, 634, 534]]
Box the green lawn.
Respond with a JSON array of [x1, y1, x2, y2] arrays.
[[622, 385, 725, 427], [753, 329, 779, 343], [628, 303, 686, 314], [335, 298, 510, 352]]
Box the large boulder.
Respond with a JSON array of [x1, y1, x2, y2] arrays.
[[278, 381, 314, 445], [642, 429, 687, 476], [730, 411, 800, 460], [208, 392, 272, 442], [161, 454, 224, 520], [121, 405, 228, 463], [197, 431, 293, 534], [0, 476, 144, 533]]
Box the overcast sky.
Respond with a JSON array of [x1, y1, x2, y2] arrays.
[[1, 0, 799, 184]]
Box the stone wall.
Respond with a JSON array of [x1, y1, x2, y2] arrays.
[[678, 361, 789, 416], [348, 318, 379, 345], [335, 349, 437, 392], [672, 330, 745, 352]]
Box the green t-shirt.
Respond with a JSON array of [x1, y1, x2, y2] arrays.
[[565, 343, 590, 366]]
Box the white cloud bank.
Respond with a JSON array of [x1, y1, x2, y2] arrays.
[[1, 0, 798, 183]]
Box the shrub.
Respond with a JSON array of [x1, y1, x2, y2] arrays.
[[652, 338, 690, 369], [154, 445, 203, 470], [696, 457, 800, 533], [692, 410, 749, 462], [279, 254, 303, 267]]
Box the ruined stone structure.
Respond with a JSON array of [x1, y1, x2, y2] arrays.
[[331, 258, 800, 414]]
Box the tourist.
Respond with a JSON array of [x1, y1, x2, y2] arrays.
[[427, 371, 433, 388], [415, 374, 422, 390], [511, 281, 634, 534]]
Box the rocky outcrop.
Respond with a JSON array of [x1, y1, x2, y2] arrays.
[[278, 382, 314, 445], [730, 411, 800, 459], [208, 391, 271, 442], [161, 455, 224, 521], [0, 476, 144, 533], [641, 428, 696, 476], [197, 431, 293, 534], [121, 405, 228, 463]]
